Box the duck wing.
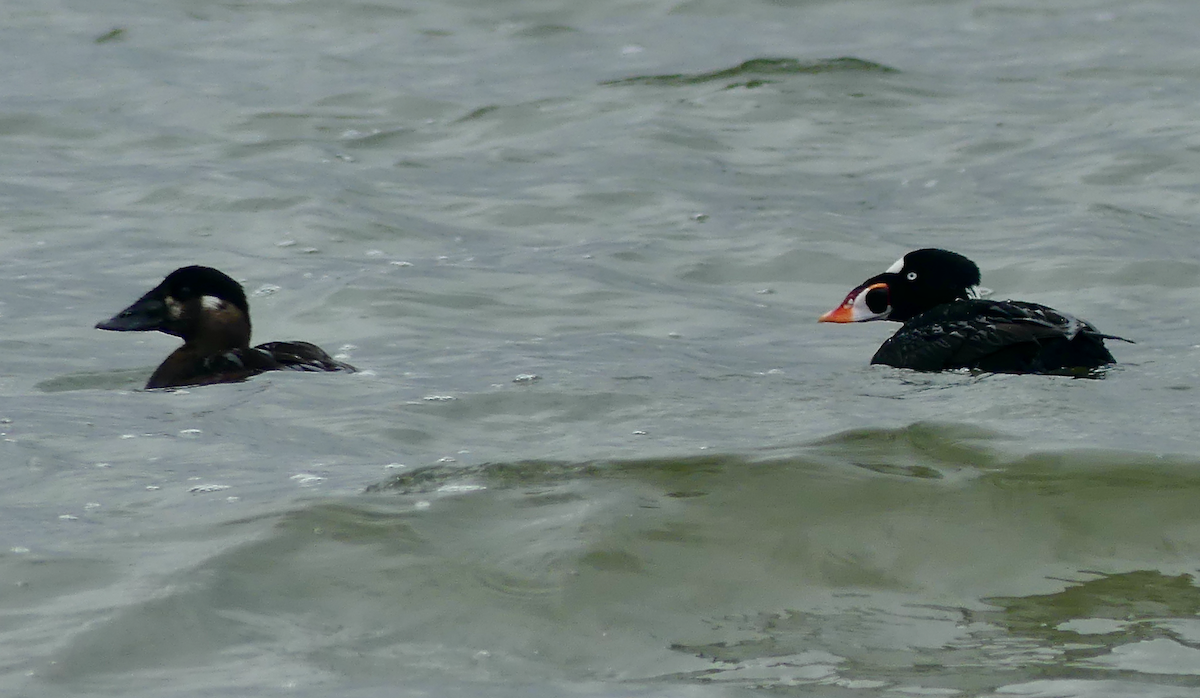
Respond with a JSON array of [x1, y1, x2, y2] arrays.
[[871, 300, 1123, 373], [253, 341, 356, 373]]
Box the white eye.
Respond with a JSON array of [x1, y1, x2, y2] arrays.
[[906, 271, 918, 281]]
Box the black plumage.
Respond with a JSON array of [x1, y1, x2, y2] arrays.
[[820, 249, 1129, 374]]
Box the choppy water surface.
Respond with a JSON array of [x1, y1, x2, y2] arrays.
[[3, 0, 1200, 696]]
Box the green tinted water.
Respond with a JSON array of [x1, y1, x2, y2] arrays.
[[1, 1, 1199, 696]]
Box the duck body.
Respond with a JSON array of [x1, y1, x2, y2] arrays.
[[820, 249, 1128, 375], [97, 266, 355, 389], [870, 298, 1117, 373], [145, 340, 353, 390]]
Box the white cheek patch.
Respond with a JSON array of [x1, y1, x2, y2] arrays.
[[201, 295, 225, 311], [166, 296, 184, 320], [885, 256, 905, 274]]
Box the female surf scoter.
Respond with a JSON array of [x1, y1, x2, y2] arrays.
[[819, 248, 1129, 374], [97, 266, 355, 389]]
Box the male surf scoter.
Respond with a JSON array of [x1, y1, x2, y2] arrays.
[[97, 266, 355, 389], [819, 248, 1129, 374]]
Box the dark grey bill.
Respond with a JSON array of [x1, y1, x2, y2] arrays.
[[96, 292, 168, 332]]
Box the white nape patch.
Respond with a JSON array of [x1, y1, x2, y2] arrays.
[[966, 285, 993, 299], [201, 295, 225, 311], [885, 256, 905, 274], [165, 296, 183, 319]]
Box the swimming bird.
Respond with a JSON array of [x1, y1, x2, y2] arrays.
[[819, 248, 1129, 374], [97, 265, 355, 389]]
